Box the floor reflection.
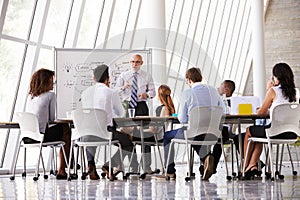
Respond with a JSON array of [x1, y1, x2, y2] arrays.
[[0, 162, 300, 199]]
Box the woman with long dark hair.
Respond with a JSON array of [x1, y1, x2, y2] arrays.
[[156, 84, 176, 117], [243, 63, 298, 179], [26, 68, 71, 179]]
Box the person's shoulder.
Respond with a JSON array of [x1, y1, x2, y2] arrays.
[[82, 85, 96, 95], [181, 88, 193, 96], [121, 69, 132, 75], [139, 69, 152, 77], [44, 91, 55, 98]]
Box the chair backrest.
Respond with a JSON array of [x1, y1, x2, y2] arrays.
[[71, 108, 111, 140], [186, 106, 224, 139], [268, 103, 300, 137], [15, 112, 44, 142]]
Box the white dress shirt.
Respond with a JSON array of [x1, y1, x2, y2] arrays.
[[115, 69, 156, 101], [81, 82, 124, 126]]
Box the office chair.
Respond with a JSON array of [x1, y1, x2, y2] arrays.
[[243, 103, 300, 180], [11, 112, 68, 181]]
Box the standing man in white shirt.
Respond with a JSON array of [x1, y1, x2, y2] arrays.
[[116, 54, 156, 116], [81, 64, 136, 180], [116, 54, 156, 173]]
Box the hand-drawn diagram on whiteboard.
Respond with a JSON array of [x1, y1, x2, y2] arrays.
[[54, 48, 152, 119]]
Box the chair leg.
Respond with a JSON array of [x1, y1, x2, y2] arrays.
[[165, 141, 175, 179], [10, 142, 22, 180], [23, 147, 27, 177], [67, 142, 74, 181], [268, 142, 275, 180], [230, 141, 237, 177], [33, 144, 43, 181], [242, 140, 252, 177], [279, 144, 284, 176], [185, 143, 191, 181], [108, 141, 114, 181], [154, 134, 165, 173], [221, 141, 231, 180], [61, 144, 69, 169], [275, 144, 280, 176], [127, 142, 139, 175], [235, 143, 240, 176], [117, 142, 125, 177], [187, 146, 194, 178], [80, 146, 87, 180], [49, 146, 57, 176], [40, 151, 48, 179], [286, 144, 297, 175]]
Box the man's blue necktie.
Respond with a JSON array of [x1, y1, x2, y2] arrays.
[[130, 72, 138, 108]]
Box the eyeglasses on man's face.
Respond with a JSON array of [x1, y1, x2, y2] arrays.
[[130, 60, 142, 64]]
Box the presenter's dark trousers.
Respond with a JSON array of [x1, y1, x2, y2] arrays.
[[134, 101, 151, 171]]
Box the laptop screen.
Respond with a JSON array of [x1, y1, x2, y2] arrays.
[[230, 96, 261, 115]]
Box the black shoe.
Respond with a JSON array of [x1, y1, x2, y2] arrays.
[[101, 165, 117, 180], [88, 164, 100, 180], [244, 167, 258, 180], [199, 165, 204, 176], [56, 173, 68, 180]]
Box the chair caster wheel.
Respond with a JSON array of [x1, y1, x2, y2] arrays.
[[185, 177, 191, 182], [22, 172, 26, 177], [70, 174, 78, 180], [165, 176, 170, 181], [232, 172, 237, 177], [33, 177, 38, 181], [270, 177, 275, 181], [101, 172, 106, 178], [258, 171, 262, 176], [109, 177, 115, 181], [293, 171, 297, 175], [44, 175, 48, 179], [81, 175, 86, 180], [278, 175, 284, 180], [227, 176, 232, 181], [50, 169, 55, 175], [139, 173, 146, 179], [67, 177, 72, 181], [265, 172, 271, 179], [83, 172, 88, 177], [154, 169, 160, 174], [10, 176, 15, 180]]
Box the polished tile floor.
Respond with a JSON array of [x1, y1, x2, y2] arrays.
[[1, 162, 300, 199]]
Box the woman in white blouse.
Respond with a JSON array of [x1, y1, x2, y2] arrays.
[[243, 63, 298, 179]]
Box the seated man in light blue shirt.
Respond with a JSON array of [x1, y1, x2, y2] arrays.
[[157, 67, 224, 180]]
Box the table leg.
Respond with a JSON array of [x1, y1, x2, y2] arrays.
[[238, 118, 243, 175], [140, 122, 145, 174]]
